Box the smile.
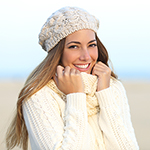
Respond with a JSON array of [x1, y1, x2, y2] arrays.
[[73, 63, 91, 72], [74, 64, 89, 69]]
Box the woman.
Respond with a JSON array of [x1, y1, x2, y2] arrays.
[[6, 6, 139, 150]]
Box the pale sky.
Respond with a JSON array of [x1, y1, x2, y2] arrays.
[[0, 0, 150, 79]]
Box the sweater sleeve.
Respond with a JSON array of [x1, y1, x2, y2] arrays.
[[22, 86, 88, 150], [95, 80, 139, 150]]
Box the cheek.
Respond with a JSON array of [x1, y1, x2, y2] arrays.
[[90, 48, 98, 61], [61, 50, 78, 66]]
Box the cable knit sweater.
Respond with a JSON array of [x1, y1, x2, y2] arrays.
[[22, 72, 139, 150]]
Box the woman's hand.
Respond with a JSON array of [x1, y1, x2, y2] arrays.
[[92, 62, 111, 91], [54, 65, 84, 95]]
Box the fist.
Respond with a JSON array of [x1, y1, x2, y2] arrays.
[[92, 62, 111, 91], [54, 65, 84, 95]]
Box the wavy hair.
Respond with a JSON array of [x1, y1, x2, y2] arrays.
[[6, 34, 117, 150]]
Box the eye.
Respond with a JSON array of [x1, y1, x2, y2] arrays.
[[89, 43, 97, 47], [68, 45, 78, 49]]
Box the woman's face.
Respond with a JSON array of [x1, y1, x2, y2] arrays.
[[61, 29, 98, 74]]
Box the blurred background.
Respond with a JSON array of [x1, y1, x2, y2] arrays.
[[0, 0, 150, 149]]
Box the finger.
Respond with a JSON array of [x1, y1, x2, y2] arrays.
[[92, 69, 100, 76], [70, 68, 76, 75], [92, 64, 106, 74], [75, 69, 80, 74], [63, 66, 71, 76], [95, 62, 108, 69], [93, 66, 107, 72], [92, 69, 102, 76], [95, 63, 111, 73], [92, 64, 104, 75], [97, 61, 107, 66], [57, 65, 64, 77], [93, 67, 111, 77]]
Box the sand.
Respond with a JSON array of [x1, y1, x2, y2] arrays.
[[0, 80, 150, 150]]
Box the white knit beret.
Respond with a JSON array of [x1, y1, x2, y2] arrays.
[[39, 6, 99, 52]]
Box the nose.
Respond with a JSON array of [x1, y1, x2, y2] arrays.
[[79, 48, 91, 61]]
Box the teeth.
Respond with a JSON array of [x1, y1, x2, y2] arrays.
[[75, 64, 89, 69]]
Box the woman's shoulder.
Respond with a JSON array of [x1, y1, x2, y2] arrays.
[[22, 83, 66, 119], [23, 84, 59, 106], [33, 84, 57, 99]]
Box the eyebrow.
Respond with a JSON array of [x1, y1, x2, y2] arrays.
[[66, 39, 96, 45]]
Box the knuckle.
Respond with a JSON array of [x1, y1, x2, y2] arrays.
[[76, 70, 81, 75], [63, 71, 69, 76], [97, 61, 101, 64], [70, 68, 76, 72], [57, 66, 60, 71], [104, 68, 111, 75], [57, 65, 63, 70], [66, 66, 70, 70]]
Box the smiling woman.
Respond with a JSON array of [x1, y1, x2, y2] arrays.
[[6, 6, 139, 150], [61, 29, 98, 74]]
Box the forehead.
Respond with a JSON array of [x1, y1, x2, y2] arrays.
[[65, 29, 96, 43]]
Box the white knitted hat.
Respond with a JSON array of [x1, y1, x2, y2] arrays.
[[39, 6, 99, 52]]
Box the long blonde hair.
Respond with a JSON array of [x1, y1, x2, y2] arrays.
[[6, 34, 117, 150]]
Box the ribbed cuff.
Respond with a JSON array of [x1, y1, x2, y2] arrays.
[[66, 93, 87, 111], [95, 87, 116, 107]]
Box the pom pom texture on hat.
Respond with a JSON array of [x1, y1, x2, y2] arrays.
[[39, 6, 99, 52]]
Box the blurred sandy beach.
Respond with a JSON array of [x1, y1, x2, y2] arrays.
[[0, 80, 150, 150]]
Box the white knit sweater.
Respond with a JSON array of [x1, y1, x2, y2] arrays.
[[22, 73, 139, 150]]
